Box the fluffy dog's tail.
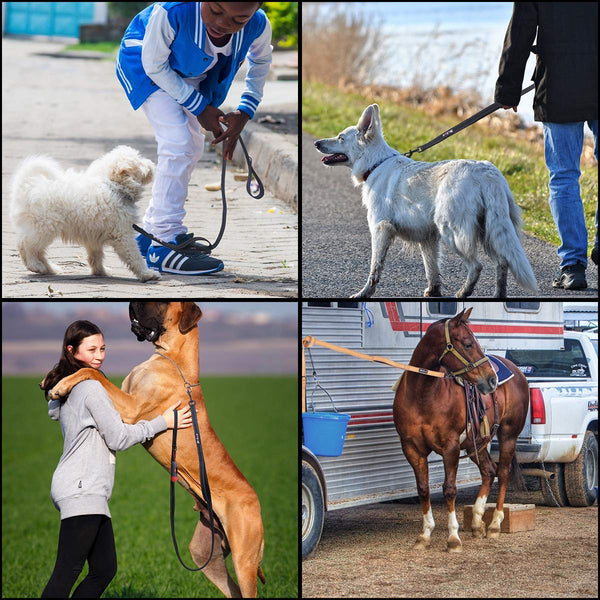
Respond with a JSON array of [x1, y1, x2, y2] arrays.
[[10, 156, 63, 222], [483, 174, 538, 293], [12, 155, 62, 188]]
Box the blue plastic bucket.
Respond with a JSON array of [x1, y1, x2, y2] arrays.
[[302, 412, 351, 457]]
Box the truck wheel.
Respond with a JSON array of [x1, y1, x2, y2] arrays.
[[564, 430, 598, 507], [302, 460, 324, 560], [540, 462, 568, 506]]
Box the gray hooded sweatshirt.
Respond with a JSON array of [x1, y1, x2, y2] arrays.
[[48, 379, 167, 519]]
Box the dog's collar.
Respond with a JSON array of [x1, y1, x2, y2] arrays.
[[362, 155, 396, 182]]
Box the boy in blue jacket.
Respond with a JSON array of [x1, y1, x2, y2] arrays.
[[117, 2, 272, 275]]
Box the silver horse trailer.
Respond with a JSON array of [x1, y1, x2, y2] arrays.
[[301, 301, 563, 559]]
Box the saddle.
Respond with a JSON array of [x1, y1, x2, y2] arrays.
[[456, 355, 512, 463]]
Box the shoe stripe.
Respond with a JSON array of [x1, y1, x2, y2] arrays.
[[161, 250, 176, 269], [172, 254, 189, 270]]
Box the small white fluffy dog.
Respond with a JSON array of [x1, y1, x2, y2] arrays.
[[10, 145, 160, 282]]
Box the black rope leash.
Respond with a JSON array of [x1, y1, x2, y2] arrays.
[[134, 133, 264, 254]]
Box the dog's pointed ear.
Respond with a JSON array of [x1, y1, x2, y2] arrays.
[[357, 104, 380, 137], [357, 105, 374, 135]]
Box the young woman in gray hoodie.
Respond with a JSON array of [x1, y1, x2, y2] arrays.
[[40, 319, 192, 598]]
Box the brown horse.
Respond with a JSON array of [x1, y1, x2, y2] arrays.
[[393, 307, 529, 552]]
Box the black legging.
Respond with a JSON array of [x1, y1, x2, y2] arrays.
[[42, 514, 117, 598]]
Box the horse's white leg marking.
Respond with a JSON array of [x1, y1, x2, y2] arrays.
[[488, 507, 504, 539], [423, 506, 435, 539], [471, 495, 487, 538], [447, 510, 461, 551], [414, 507, 435, 550]]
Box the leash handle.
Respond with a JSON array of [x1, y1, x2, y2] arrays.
[[133, 132, 264, 253], [163, 354, 215, 572]]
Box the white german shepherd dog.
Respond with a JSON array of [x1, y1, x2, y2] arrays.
[[314, 104, 538, 298]]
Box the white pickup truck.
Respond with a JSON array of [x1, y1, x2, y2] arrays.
[[493, 331, 598, 506]]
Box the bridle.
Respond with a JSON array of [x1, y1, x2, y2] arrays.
[[438, 318, 491, 378]]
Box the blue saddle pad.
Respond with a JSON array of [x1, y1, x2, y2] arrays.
[[488, 355, 514, 386]]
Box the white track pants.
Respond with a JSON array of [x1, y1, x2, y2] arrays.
[[141, 89, 205, 242]]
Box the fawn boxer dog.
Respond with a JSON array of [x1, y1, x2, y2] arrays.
[[49, 301, 265, 598]]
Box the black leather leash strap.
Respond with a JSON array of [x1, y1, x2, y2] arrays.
[[404, 84, 535, 157], [134, 133, 264, 254], [161, 352, 215, 571]]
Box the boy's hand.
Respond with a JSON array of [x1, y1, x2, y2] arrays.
[[211, 110, 250, 160], [197, 105, 225, 139]]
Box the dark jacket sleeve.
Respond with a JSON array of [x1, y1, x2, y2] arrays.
[[494, 3, 538, 107]]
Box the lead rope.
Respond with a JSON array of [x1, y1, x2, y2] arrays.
[[159, 351, 215, 571], [133, 132, 264, 254]]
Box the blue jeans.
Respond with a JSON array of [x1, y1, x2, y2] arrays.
[[543, 120, 598, 268]]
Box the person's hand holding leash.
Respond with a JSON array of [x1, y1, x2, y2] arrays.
[[212, 111, 251, 160], [197, 105, 226, 139], [162, 400, 193, 430]]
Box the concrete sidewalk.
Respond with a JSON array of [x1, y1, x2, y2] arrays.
[[2, 38, 298, 298]]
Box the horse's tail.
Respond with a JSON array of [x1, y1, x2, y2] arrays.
[[509, 453, 526, 492]]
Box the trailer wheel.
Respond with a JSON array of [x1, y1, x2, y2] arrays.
[[564, 430, 598, 507], [302, 460, 324, 560]]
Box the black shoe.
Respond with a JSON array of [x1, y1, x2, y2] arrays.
[[552, 263, 587, 290], [591, 245, 598, 266]]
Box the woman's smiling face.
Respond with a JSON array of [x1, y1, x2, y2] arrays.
[[69, 334, 105, 370], [201, 2, 259, 41]]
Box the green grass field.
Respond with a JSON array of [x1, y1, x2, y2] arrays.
[[2, 375, 298, 598]]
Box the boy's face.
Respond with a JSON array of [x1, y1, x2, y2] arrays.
[[201, 2, 259, 40]]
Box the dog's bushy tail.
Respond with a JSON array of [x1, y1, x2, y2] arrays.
[[10, 156, 63, 222], [12, 155, 62, 187], [483, 175, 538, 292]]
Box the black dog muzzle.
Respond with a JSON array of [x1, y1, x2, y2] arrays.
[[129, 303, 165, 343]]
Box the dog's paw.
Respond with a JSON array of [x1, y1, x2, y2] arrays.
[[26, 262, 60, 275], [48, 385, 65, 400], [424, 285, 442, 297], [139, 270, 160, 282]]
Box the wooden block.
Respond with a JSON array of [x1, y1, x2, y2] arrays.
[[463, 503, 535, 533]]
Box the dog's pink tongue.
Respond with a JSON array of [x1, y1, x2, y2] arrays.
[[322, 154, 345, 163]]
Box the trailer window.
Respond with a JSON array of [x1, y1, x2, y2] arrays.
[[505, 302, 540, 311], [427, 302, 457, 316], [506, 338, 591, 378]]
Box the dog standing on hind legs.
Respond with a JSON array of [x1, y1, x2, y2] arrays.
[[314, 104, 538, 298], [49, 302, 265, 598]]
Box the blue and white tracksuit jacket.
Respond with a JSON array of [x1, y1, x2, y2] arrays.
[[116, 2, 272, 119]]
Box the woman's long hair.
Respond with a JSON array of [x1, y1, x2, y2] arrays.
[[40, 320, 104, 402]]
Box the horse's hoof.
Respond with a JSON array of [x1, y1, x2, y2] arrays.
[[472, 525, 486, 538], [447, 537, 462, 552], [413, 536, 431, 551], [487, 528, 501, 539]]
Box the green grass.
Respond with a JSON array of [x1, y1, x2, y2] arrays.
[[2, 376, 298, 598], [303, 81, 597, 250]]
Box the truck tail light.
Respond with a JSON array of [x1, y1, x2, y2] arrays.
[[530, 388, 546, 424]]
